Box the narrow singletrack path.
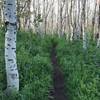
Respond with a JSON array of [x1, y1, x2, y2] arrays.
[[49, 43, 67, 100]]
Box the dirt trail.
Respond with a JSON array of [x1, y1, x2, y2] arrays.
[[49, 43, 67, 100]]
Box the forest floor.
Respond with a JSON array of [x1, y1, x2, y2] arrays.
[[49, 43, 67, 100]]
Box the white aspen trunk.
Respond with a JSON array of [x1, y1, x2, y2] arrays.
[[97, 0, 100, 47], [81, 0, 87, 50], [82, 23, 87, 50], [30, 0, 34, 30], [78, 0, 81, 39], [36, 0, 42, 35], [70, 0, 74, 41], [55, 0, 60, 37], [74, 0, 81, 40], [92, 0, 97, 40], [0, 3, 3, 27], [25, 0, 31, 31], [51, 0, 54, 35], [4, 0, 19, 93], [42, 0, 46, 34], [59, 0, 63, 37]]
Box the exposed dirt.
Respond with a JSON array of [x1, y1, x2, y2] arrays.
[[49, 43, 67, 100]]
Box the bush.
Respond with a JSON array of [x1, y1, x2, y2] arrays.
[[0, 31, 53, 100], [56, 38, 100, 100]]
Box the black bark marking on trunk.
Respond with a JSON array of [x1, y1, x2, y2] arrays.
[[6, 47, 8, 49], [8, 4, 13, 6], [8, 85, 11, 87], [7, 8, 10, 10], [14, 50, 16, 53], [10, 74, 17, 80], [5, 55, 8, 57], [8, 59, 13, 62], [7, 44, 11, 47], [10, 69, 14, 71], [6, 37, 12, 41], [12, 48, 16, 50], [9, 15, 11, 18]]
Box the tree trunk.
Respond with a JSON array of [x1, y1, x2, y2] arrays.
[[4, 0, 19, 93], [0, 4, 3, 27], [81, 0, 87, 50], [92, 0, 97, 40], [97, 0, 100, 47]]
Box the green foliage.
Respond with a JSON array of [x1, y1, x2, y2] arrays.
[[0, 30, 6, 91], [0, 31, 53, 100], [56, 38, 100, 100], [0, 30, 100, 100]]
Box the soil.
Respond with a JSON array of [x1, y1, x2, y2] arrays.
[[49, 43, 67, 100]]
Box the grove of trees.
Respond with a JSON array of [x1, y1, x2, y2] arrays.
[[0, 0, 99, 40], [0, 0, 100, 100]]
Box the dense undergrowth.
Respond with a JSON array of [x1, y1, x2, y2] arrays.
[[0, 29, 100, 100], [0, 30, 53, 100], [56, 38, 100, 100]]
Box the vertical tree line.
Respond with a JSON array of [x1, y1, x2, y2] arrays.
[[0, 0, 98, 38], [0, 0, 99, 96], [4, 0, 19, 94]]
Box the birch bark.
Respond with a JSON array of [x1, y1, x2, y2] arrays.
[[81, 0, 87, 50], [4, 0, 19, 93], [97, 0, 100, 47]]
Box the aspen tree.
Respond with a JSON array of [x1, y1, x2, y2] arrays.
[[4, 0, 19, 93], [81, 0, 87, 50], [97, 0, 100, 47]]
